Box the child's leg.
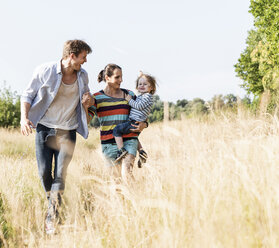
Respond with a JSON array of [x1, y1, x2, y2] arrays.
[[113, 125, 127, 150], [115, 136, 124, 150], [137, 140, 148, 168], [113, 121, 134, 162], [138, 140, 143, 151], [113, 121, 133, 150]]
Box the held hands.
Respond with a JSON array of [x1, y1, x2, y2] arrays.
[[21, 118, 35, 136], [82, 92, 95, 109]]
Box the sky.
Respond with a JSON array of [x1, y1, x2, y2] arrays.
[[0, 0, 254, 103]]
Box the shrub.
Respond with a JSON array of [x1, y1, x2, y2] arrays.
[[0, 86, 20, 128]]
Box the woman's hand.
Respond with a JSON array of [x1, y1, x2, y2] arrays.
[[82, 92, 95, 108], [130, 121, 147, 133]]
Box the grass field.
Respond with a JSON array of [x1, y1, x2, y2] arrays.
[[1, 112, 279, 247]]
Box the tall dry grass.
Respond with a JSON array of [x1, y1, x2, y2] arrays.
[[1, 112, 279, 247]]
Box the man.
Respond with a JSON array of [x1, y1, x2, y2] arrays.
[[20, 40, 92, 234]]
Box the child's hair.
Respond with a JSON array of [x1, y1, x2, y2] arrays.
[[97, 64, 122, 83], [136, 72, 157, 95]]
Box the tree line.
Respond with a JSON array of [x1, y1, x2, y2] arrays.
[[70, 93, 253, 128], [146, 94, 251, 123], [0, 85, 253, 128]]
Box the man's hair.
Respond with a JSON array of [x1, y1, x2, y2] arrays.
[[62, 40, 92, 58]]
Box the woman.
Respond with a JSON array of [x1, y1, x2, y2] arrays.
[[82, 64, 147, 182]]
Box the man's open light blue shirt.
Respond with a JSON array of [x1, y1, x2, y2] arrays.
[[21, 61, 90, 139]]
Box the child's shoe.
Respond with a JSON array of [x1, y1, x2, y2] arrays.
[[137, 149, 148, 168], [115, 147, 128, 163]]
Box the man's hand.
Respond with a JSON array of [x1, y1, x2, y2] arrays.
[[82, 92, 94, 109], [125, 94, 132, 102], [21, 118, 35, 136], [130, 121, 147, 133]]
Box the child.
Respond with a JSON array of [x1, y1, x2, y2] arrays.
[[113, 72, 157, 165]]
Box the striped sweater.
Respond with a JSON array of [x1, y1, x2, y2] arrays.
[[128, 93, 153, 122], [88, 89, 139, 144]]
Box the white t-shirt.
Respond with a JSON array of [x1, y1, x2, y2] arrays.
[[39, 80, 79, 130]]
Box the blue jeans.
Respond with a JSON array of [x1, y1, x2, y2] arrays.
[[35, 124, 76, 194], [113, 119, 137, 137]]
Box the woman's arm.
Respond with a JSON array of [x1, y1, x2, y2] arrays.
[[82, 92, 95, 124], [84, 107, 92, 124]]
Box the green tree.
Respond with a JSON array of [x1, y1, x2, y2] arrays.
[[224, 94, 237, 108], [235, 30, 264, 96], [0, 86, 21, 128], [176, 99, 188, 108], [149, 95, 163, 122], [235, 0, 279, 102], [186, 98, 208, 116]]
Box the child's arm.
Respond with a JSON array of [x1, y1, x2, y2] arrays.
[[125, 94, 132, 101], [128, 94, 153, 111]]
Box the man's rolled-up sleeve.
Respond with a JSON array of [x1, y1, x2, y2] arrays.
[[21, 66, 44, 104]]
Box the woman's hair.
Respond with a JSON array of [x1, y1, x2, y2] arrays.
[[136, 72, 157, 95], [97, 64, 122, 83], [62, 40, 92, 59]]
